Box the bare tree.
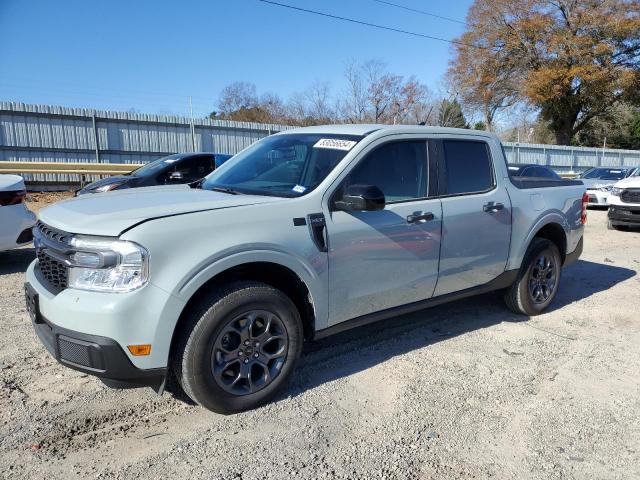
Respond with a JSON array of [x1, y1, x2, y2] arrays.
[[306, 81, 334, 122], [216, 81, 258, 117], [341, 59, 368, 123]]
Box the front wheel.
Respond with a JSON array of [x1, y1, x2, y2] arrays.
[[504, 238, 562, 316], [173, 281, 303, 414]]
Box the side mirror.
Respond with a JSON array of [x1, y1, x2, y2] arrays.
[[335, 184, 385, 212], [168, 171, 184, 182]]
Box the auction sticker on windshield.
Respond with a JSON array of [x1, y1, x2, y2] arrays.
[[313, 138, 357, 151]]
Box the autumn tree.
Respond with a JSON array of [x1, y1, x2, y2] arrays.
[[449, 0, 640, 144]]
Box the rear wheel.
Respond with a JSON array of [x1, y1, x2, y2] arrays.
[[173, 281, 303, 414], [504, 238, 561, 316]]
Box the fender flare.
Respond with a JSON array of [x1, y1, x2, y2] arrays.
[[172, 245, 326, 327], [510, 211, 569, 270]]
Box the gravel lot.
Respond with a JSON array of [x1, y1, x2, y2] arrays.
[[0, 207, 638, 479]]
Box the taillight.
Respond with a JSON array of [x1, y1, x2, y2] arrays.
[[581, 191, 588, 224], [0, 189, 26, 207]]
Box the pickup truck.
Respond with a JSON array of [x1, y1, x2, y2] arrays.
[[25, 125, 587, 413]]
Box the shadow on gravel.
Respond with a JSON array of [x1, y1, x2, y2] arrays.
[[287, 259, 635, 398], [551, 259, 636, 310], [0, 248, 35, 275]]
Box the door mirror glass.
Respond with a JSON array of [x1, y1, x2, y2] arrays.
[[335, 184, 385, 211]]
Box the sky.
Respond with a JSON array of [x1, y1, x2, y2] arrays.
[[0, 0, 472, 118]]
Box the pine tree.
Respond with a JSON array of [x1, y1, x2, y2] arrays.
[[438, 99, 468, 128]]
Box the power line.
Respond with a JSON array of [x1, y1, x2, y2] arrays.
[[370, 0, 466, 25], [255, 0, 481, 49]]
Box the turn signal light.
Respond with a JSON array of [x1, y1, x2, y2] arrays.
[[127, 344, 151, 356]]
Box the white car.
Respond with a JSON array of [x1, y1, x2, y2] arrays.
[[608, 169, 640, 230], [0, 175, 37, 252], [582, 167, 639, 207]]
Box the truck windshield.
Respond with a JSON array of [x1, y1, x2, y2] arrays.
[[202, 134, 362, 197]]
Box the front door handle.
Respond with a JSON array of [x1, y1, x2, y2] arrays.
[[406, 211, 435, 223], [483, 202, 504, 213]]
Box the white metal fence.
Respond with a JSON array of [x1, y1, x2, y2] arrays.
[[501, 142, 640, 172], [1, 101, 639, 181]]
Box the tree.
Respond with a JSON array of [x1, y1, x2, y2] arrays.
[[214, 81, 258, 118], [447, 48, 520, 131], [438, 99, 468, 128], [341, 59, 368, 123], [576, 103, 640, 149], [450, 0, 640, 145]]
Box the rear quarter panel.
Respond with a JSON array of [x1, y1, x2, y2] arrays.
[[503, 181, 585, 270]]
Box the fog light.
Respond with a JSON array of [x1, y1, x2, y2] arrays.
[[127, 344, 151, 356]]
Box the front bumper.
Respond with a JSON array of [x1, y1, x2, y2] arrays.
[[608, 205, 640, 226], [586, 190, 610, 206], [25, 259, 186, 388], [28, 285, 166, 390]]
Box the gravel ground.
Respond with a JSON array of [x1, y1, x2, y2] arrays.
[[0, 208, 638, 479]]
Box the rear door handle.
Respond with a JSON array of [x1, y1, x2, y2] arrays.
[[483, 202, 504, 213], [406, 211, 434, 223]]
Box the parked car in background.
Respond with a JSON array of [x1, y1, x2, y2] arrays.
[[27, 125, 586, 413], [508, 163, 562, 179], [608, 168, 640, 230], [76, 152, 232, 195], [579, 167, 638, 207], [0, 175, 37, 252]]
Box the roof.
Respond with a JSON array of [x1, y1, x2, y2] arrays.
[[277, 124, 498, 139]]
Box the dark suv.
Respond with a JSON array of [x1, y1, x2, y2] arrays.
[[76, 152, 232, 195]]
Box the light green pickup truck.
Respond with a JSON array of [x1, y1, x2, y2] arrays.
[[26, 124, 586, 413]]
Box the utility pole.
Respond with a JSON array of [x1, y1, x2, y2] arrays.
[[189, 96, 197, 152]]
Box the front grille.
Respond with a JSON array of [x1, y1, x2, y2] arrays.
[[35, 221, 72, 291], [621, 189, 640, 204], [58, 337, 92, 367], [35, 221, 73, 244], [37, 250, 68, 290]]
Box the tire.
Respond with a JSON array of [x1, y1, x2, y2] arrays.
[[608, 220, 626, 231], [504, 238, 562, 316], [172, 281, 303, 414]]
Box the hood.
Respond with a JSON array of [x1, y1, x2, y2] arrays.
[[80, 175, 132, 192], [582, 178, 618, 189], [613, 176, 640, 188], [39, 185, 282, 236]]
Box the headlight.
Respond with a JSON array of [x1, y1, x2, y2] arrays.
[[598, 185, 613, 192], [610, 187, 623, 197], [94, 182, 124, 193], [67, 236, 148, 292]]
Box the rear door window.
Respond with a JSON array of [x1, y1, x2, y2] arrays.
[[441, 140, 494, 195]]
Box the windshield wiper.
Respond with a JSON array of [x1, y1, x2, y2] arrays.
[[210, 186, 240, 195]]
